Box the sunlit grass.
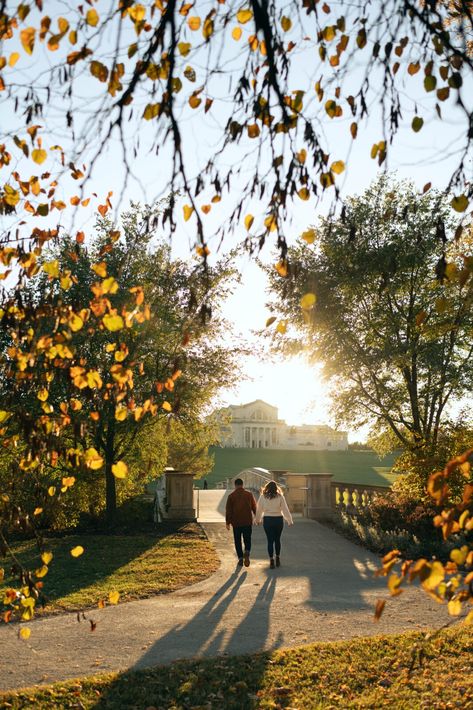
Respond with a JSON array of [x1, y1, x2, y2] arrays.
[[1, 524, 219, 613], [204, 447, 398, 488], [2, 628, 471, 708]]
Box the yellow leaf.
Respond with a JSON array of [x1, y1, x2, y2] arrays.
[[128, 4, 146, 23], [102, 276, 118, 294], [298, 187, 310, 201], [41, 552, 53, 565], [35, 565, 48, 578], [86, 9, 99, 27], [92, 262, 107, 277], [48, 486, 56, 496], [84, 448, 104, 470], [189, 95, 202, 109], [43, 260, 59, 278], [9, 52, 20, 67], [3, 186, 20, 207], [450, 546, 468, 565], [70, 546, 84, 558], [203, 18, 214, 40], [20, 27, 36, 55], [465, 610, 473, 625], [264, 215, 277, 232], [451, 195, 469, 213], [301, 228, 316, 244], [232, 26, 242, 40], [31, 144, 46, 162], [37, 388, 49, 402], [178, 42, 191, 56], [296, 148, 307, 164], [196, 245, 210, 257], [276, 321, 287, 334], [275, 261, 288, 278], [34, 507, 43, 515], [448, 599, 462, 616], [300, 293, 316, 310], [330, 160, 345, 174], [19, 627, 31, 640], [187, 16, 201, 30], [421, 561, 445, 591], [183, 204, 194, 221], [281, 16, 292, 32], [109, 590, 120, 605], [60, 274, 72, 290], [143, 103, 160, 120], [236, 8, 253, 24], [387, 573, 403, 596], [85, 370, 102, 391], [115, 406, 127, 422], [265, 316, 276, 327], [0, 411, 11, 423], [112, 461, 128, 479], [103, 313, 124, 332], [244, 214, 254, 230], [69, 313, 84, 332], [162, 401, 172, 412]]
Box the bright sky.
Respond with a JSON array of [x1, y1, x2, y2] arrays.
[[2, 2, 473, 440]]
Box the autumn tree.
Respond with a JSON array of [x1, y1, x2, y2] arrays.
[[266, 177, 473, 460], [0, 204, 240, 521]]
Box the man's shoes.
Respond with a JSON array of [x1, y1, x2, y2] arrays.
[[237, 558, 244, 567], [276, 556, 281, 567], [269, 558, 275, 569], [244, 552, 250, 567]]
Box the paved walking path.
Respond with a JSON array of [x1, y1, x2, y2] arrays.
[[1, 491, 450, 692]]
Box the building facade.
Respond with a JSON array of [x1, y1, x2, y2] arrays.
[[218, 399, 348, 450]]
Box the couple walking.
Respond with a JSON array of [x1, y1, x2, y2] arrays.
[[225, 478, 293, 569]]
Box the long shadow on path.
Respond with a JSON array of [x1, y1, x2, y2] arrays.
[[91, 568, 280, 709]]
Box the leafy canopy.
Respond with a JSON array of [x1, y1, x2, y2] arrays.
[[266, 177, 473, 451]]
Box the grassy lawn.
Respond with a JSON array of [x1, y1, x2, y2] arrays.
[[1, 523, 218, 614], [2, 628, 472, 708], [199, 447, 398, 489]]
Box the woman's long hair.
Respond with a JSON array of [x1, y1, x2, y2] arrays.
[[262, 480, 281, 499]]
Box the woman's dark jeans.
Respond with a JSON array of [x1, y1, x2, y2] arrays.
[[263, 515, 284, 557]]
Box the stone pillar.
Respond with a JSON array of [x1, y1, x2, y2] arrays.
[[284, 473, 308, 515], [163, 470, 196, 521], [305, 473, 333, 521]]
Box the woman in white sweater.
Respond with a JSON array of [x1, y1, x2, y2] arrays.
[[255, 480, 293, 568]]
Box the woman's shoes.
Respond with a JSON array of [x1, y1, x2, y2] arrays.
[[269, 558, 275, 569], [276, 556, 281, 567]]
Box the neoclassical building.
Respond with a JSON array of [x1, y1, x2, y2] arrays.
[[218, 399, 348, 450]]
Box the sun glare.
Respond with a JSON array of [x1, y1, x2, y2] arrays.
[[227, 356, 331, 427]]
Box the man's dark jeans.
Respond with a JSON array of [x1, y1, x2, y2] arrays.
[[232, 525, 252, 560]]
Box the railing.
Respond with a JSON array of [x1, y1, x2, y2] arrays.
[[215, 468, 287, 494], [331, 481, 388, 514]]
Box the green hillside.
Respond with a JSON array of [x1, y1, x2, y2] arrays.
[[200, 447, 398, 488]]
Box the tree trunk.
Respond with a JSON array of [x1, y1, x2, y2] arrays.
[[105, 419, 116, 520]]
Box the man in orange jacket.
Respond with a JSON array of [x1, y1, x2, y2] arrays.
[[225, 478, 257, 567]]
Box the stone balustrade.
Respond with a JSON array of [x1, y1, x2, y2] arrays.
[[331, 481, 388, 515], [214, 469, 389, 521]]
